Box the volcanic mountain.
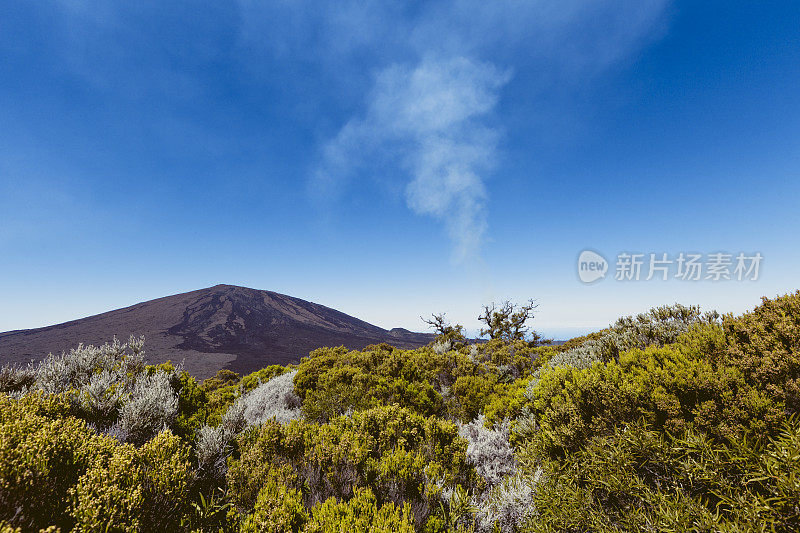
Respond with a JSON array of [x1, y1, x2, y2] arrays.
[[0, 284, 434, 379]]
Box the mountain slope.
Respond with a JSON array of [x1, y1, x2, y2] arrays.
[[0, 284, 433, 378]]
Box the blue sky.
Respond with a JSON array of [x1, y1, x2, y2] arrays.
[[1, 1, 798, 339]]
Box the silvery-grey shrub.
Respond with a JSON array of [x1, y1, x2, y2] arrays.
[[78, 368, 128, 425], [118, 370, 178, 445], [611, 303, 719, 353], [195, 370, 301, 480], [433, 339, 452, 355], [235, 369, 301, 426], [455, 415, 540, 532], [196, 424, 229, 482], [0, 364, 36, 394], [32, 335, 145, 394], [458, 415, 516, 487], [546, 339, 604, 372], [473, 470, 541, 533]]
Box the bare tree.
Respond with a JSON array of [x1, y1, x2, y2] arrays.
[[478, 299, 547, 344], [421, 313, 467, 347]]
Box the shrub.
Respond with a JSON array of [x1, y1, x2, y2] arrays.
[[529, 424, 716, 532], [474, 472, 540, 533], [450, 374, 497, 422], [195, 424, 230, 485], [118, 371, 179, 445], [33, 336, 145, 395], [521, 323, 783, 457], [227, 405, 477, 527], [173, 371, 208, 441], [528, 419, 800, 532], [203, 365, 287, 424], [458, 415, 516, 487], [235, 369, 302, 426], [721, 290, 800, 413], [483, 379, 528, 426], [77, 368, 127, 427], [240, 465, 307, 533], [71, 430, 193, 532], [3, 337, 192, 446], [194, 370, 301, 485], [304, 488, 415, 533], [0, 394, 114, 531], [0, 364, 36, 394], [296, 346, 446, 422], [536, 303, 720, 380]]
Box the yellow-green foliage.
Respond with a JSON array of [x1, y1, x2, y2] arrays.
[[0, 393, 114, 531], [474, 339, 551, 376], [294, 345, 445, 421], [450, 374, 498, 421], [305, 488, 415, 533], [173, 371, 209, 440], [529, 419, 800, 532], [721, 290, 800, 413], [483, 378, 528, 426], [240, 465, 307, 533], [528, 322, 783, 456], [228, 404, 476, 526], [293, 341, 545, 423], [71, 430, 193, 532]]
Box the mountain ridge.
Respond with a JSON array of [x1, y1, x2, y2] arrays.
[[0, 284, 434, 378]]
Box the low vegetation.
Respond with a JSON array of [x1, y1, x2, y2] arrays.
[[1, 292, 799, 531]]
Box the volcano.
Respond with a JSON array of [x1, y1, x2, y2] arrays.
[[0, 284, 434, 378]]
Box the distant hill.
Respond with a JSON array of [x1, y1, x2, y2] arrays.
[[0, 284, 434, 379]]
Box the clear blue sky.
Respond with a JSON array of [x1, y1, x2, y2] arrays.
[[1, 1, 798, 339]]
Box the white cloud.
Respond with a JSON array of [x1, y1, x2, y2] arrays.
[[314, 56, 509, 261], [238, 0, 672, 261]]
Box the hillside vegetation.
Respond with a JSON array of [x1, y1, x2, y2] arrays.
[[1, 291, 799, 532]]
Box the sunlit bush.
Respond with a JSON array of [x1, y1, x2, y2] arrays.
[[304, 487, 415, 533], [118, 371, 179, 445], [528, 418, 800, 532], [71, 430, 193, 532], [228, 404, 477, 527], [0, 393, 114, 531]]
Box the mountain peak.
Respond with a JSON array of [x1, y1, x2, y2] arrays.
[[0, 287, 433, 378]]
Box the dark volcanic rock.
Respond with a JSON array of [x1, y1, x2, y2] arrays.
[[0, 284, 433, 379]]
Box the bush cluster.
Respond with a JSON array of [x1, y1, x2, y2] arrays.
[[1, 291, 799, 532], [520, 297, 797, 457], [227, 404, 478, 528]]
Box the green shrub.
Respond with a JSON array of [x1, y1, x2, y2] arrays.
[[305, 487, 415, 533], [722, 290, 800, 413], [528, 419, 800, 532], [71, 430, 193, 532], [228, 405, 477, 527], [293, 341, 542, 423], [450, 374, 498, 422], [530, 423, 715, 532], [173, 371, 208, 441], [526, 323, 783, 457], [483, 379, 528, 426], [240, 465, 307, 533], [0, 393, 114, 531], [295, 345, 447, 422]]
